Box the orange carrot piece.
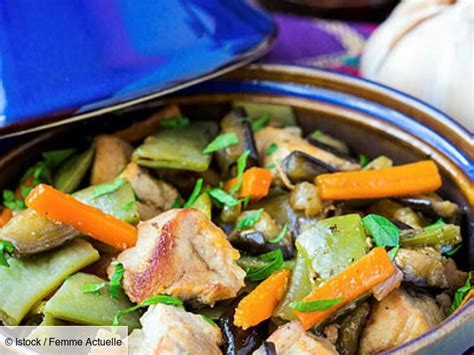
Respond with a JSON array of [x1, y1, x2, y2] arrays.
[[26, 184, 137, 250], [295, 248, 395, 330], [0, 208, 12, 227], [315, 160, 442, 200], [225, 167, 272, 201], [234, 269, 291, 330]]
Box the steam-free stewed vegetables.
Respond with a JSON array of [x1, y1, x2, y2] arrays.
[[0, 103, 469, 354]]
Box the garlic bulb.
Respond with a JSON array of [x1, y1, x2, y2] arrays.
[[361, 0, 473, 131]]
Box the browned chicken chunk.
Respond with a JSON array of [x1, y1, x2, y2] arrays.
[[110, 209, 245, 304], [128, 304, 222, 355], [255, 127, 359, 184], [360, 288, 445, 354], [120, 163, 179, 220], [253, 321, 338, 355], [90, 135, 133, 185]]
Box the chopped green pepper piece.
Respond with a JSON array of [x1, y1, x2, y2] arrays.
[[44, 273, 140, 329], [275, 252, 313, 320], [53, 148, 95, 193], [190, 192, 212, 219], [232, 101, 297, 127], [296, 214, 369, 280], [400, 224, 461, 249], [132, 121, 218, 172], [73, 180, 139, 223], [0, 239, 99, 325]]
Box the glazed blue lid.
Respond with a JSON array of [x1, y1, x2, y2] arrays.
[[0, 0, 276, 138]]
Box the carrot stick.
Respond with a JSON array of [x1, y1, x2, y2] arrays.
[[26, 184, 137, 250], [315, 161, 442, 200], [0, 208, 12, 227], [225, 167, 272, 201], [295, 248, 395, 330], [234, 269, 291, 330]]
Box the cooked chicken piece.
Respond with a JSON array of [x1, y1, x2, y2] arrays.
[[120, 163, 179, 220], [395, 247, 467, 289], [253, 321, 338, 355], [128, 304, 222, 355], [110, 209, 245, 304], [90, 135, 133, 185], [255, 127, 359, 184], [360, 288, 445, 354]]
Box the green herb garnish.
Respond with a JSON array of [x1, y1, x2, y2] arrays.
[[266, 143, 278, 155], [201, 314, 217, 326], [424, 218, 446, 232], [203, 133, 239, 154], [245, 249, 284, 281], [81, 282, 106, 296], [108, 261, 124, 300], [208, 188, 241, 207], [449, 271, 473, 314], [235, 209, 264, 230], [113, 294, 183, 326], [3, 190, 26, 210], [230, 150, 250, 194], [359, 154, 369, 167], [362, 214, 400, 248], [289, 298, 344, 313], [387, 245, 400, 260], [92, 178, 126, 199], [445, 244, 462, 257], [269, 224, 288, 244], [160, 116, 190, 129], [311, 130, 322, 138], [122, 200, 136, 212], [265, 163, 276, 170], [0, 240, 15, 268], [172, 197, 182, 208], [246, 115, 269, 132], [183, 178, 203, 208]]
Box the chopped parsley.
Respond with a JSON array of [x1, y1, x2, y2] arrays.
[[160, 116, 190, 129], [359, 154, 369, 167], [245, 249, 284, 281], [246, 115, 269, 132], [0, 240, 15, 267], [203, 133, 239, 154], [208, 188, 241, 207], [108, 261, 124, 300], [92, 178, 126, 199], [81, 282, 106, 296], [3, 190, 26, 210], [362, 214, 400, 248], [235, 209, 264, 230], [424, 218, 446, 232], [269, 224, 288, 244], [449, 272, 473, 314], [311, 130, 322, 138], [183, 178, 203, 208], [266, 143, 278, 155], [113, 294, 183, 326], [230, 150, 250, 194]]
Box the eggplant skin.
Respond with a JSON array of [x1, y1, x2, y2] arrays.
[[0, 209, 78, 255], [215, 108, 259, 178], [218, 297, 268, 355], [336, 302, 371, 355]]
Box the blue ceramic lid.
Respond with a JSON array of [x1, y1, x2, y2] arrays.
[[0, 0, 276, 138]]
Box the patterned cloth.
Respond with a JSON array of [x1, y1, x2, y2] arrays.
[[261, 14, 377, 76]]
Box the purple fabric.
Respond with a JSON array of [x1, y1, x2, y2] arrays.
[[261, 13, 377, 76]]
